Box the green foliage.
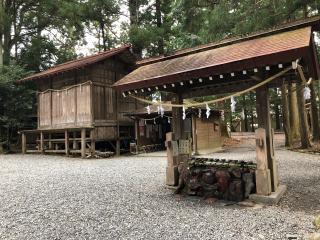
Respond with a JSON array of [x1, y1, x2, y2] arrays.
[[0, 65, 36, 143]]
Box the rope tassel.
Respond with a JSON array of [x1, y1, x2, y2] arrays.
[[182, 106, 186, 120], [146, 105, 151, 115], [303, 86, 311, 100], [206, 103, 210, 119]]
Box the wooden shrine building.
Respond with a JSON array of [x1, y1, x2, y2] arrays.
[[128, 105, 223, 154], [19, 45, 139, 157], [114, 16, 320, 203]]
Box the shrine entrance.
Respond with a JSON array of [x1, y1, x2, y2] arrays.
[[113, 17, 320, 204]]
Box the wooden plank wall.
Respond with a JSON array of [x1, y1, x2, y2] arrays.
[[76, 85, 92, 124], [38, 92, 51, 128], [38, 84, 91, 129], [196, 117, 222, 152], [89, 60, 137, 125]]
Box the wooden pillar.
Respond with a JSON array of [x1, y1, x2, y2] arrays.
[[255, 128, 272, 195], [296, 79, 311, 148], [65, 130, 69, 156], [166, 94, 185, 186], [116, 139, 120, 156], [191, 114, 198, 155], [90, 130, 96, 156], [72, 132, 77, 150], [115, 89, 120, 156], [22, 133, 26, 154], [256, 86, 279, 192], [171, 94, 183, 139], [81, 129, 86, 158], [135, 119, 139, 153], [165, 132, 179, 186], [40, 131, 44, 154], [48, 134, 52, 150]]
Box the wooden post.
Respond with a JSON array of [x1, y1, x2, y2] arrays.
[[191, 114, 198, 155], [48, 133, 53, 150], [135, 119, 139, 153], [255, 128, 272, 195], [65, 130, 69, 156], [115, 89, 120, 156], [22, 133, 26, 154], [296, 79, 311, 148], [90, 130, 95, 156], [165, 132, 179, 186], [40, 131, 44, 154], [116, 139, 120, 156], [256, 86, 279, 192], [73, 132, 77, 150], [171, 94, 183, 139], [81, 129, 86, 158]]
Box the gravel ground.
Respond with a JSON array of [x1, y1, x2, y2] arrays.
[[0, 139, 319, 240]]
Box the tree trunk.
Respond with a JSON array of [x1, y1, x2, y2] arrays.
[[3, 0, 12, 65], [155, 0, 164, 55], [281, 84, 292, 147], [296, 80, 311, 148], [309, 81, 320, 141], [128, 0, 142, 57], [288, 83, 300, 140], [0, 0, 3, 67], [100, 21, 107, 51]]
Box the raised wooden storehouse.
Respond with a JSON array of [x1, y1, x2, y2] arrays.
[[128, 105, 223, 154], [19, 45, 140, 157]]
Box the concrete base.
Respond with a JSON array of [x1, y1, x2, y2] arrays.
[[249, 185, 287, 205]]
